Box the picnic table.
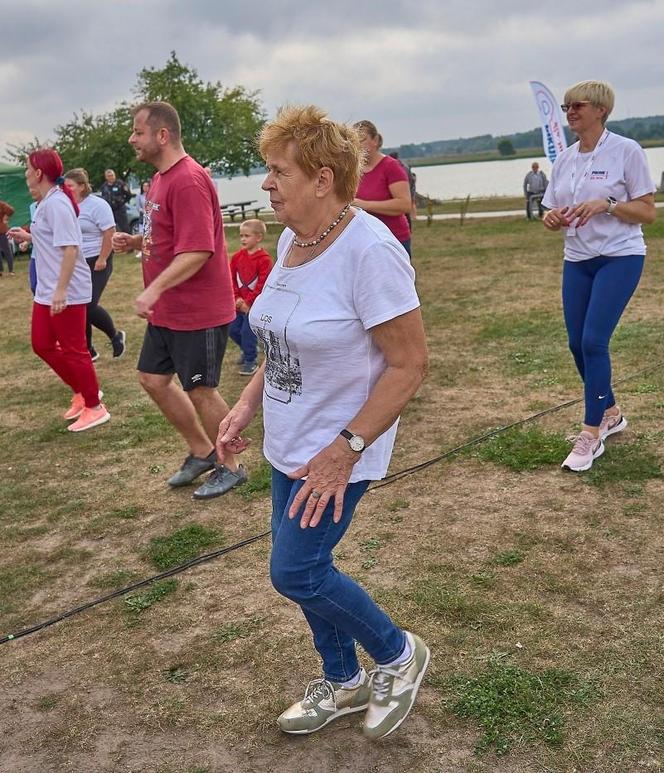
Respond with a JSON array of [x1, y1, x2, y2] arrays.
[[221, 200, 263, 222]]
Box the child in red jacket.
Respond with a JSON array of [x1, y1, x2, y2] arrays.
[[229, 219, 273, 375]]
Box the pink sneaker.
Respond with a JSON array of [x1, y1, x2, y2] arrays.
[[67, 403, 110, 432], [63, 393, 85, 420], [599, 412, 627, 440], [63, 390, 104, 421], [561, 431, 604, 472]]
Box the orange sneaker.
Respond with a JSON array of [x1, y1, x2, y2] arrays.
[[63, 390, 104, 421], [67, 403, 110, 432], [63, 393, 85, 420]]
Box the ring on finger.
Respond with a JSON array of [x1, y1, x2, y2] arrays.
[[311, 490, 322, 500]]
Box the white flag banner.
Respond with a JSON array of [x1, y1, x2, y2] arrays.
[[529, 81, 568, 164]]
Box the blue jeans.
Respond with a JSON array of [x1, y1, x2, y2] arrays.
[[562, 255, 644, 426], [270, 467, 405, 682], [229, 311, 257, 363]]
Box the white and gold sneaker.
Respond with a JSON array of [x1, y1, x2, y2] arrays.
[[363, 631, 430, 740], [277, 668, 371, 734]]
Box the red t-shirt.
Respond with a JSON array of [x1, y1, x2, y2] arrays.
[[356, 155, 410, 242], [142, 155, 235, 330], [230, 247, 273, 306]]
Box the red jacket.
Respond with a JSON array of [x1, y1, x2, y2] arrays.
[[230, 247, 273, 306]]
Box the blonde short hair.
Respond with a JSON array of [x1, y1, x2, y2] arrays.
[[564, 80, 615, 124], [259, 105, 362, 203], [64, 167, 93, 196], [240, 218, 266, 237]]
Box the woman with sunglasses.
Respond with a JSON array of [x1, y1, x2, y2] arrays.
[[542, 81, 656, 471]]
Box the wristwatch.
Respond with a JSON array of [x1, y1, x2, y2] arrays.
[[606, 196, 617, 215], [340, 429, 365, 453]]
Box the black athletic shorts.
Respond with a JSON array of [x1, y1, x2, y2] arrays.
[[137, 323, 229, 391]]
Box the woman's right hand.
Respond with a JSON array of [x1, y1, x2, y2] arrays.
[[543, 207, 572, 231], [8, 227, 30, 242], [216, 401, 256, 462]]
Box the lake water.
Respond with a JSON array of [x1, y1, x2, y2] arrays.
[[216, 147, 664, 208]]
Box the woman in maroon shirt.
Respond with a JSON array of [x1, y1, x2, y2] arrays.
[[353, 120, 412, 256]]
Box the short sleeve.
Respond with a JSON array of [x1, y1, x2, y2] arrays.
[[541, 160, 560, 209], [94, 198, 116, 231], [170, 181, 216, 256], [383, 157, 409, 186], [352, 240, 420, 330], [51, 197, 81, 248], [624, 143, 655, 200]]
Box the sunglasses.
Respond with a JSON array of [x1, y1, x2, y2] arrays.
[[561, 101, 592, 113]]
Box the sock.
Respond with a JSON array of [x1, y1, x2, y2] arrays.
[[338, 670, 363, 689], [381, 635, 412, 669]]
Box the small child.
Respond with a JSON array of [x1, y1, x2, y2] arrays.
[[229, 219, 273, 375]]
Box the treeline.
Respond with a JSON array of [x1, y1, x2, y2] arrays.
[[393, 115, 664, 160]]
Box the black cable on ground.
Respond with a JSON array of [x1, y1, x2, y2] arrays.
[[2, 358, 663, 646]]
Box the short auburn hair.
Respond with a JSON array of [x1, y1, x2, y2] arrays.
[[259, 105, 362, 203], [0, 201, 15, 219]]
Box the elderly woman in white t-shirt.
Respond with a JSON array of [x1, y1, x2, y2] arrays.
[[216, 106, 429, 740], [543, 80, 656, 472], [64, 168, 125, 362], [9, 149, 110, 432]]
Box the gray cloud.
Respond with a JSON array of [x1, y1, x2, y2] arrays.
[[2, 0, 663, 157]]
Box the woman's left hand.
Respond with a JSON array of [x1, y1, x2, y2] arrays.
[[568, 199, 608, 227], [94, 258, 107, 271], [287, 438, 359, 528]]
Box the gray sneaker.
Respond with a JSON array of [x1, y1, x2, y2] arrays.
[[278, 669, 371, 734], [363, 631, 430, 740], [167, 451, 216, 487], [238, 361, 258, 376], [192, 464, 248, 500]]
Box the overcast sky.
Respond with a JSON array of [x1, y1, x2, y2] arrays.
[[2, 0, 663, 157]]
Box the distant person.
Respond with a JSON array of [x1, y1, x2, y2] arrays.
[[389, 151, 417, 227], [217, 105, 429, 741], [9, 149, 110, 432], [136, 181, 150, 233], [523, 161, 548, 219], [100, 168, 132, 233], [229, 219, 273, 375], [64, 168, 126, 362], [542, 80, 656, 472], [353, 120, 412, 257], [0, 201, 15, 277], [112, 101, 244, 500]]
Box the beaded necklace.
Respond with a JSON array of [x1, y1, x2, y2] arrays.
[[292, 203, 351, 248]]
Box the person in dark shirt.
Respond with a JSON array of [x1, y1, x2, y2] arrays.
[[99, 168, 132, 232], [0, 201, 15, 276]]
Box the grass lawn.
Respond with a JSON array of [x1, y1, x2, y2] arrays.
[[1, 215, 663, 772]]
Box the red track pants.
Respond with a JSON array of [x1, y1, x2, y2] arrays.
[[31, 302, 100, 408]]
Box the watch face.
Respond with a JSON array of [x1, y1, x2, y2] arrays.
[[349, 435, 365, 452]]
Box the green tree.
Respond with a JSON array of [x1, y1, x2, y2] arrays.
[[496, 137, 516, 157], [7, 52, 265, 188]]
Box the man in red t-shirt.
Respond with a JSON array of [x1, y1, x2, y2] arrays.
[[113, 101, 246, 500]]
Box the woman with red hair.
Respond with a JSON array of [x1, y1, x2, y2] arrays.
[[9, 149, 110, 431]]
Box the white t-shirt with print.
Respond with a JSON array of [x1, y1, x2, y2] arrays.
[[249, 209, 420, 483], [79, 195, 115, 259], [542, 132, 654, 261], [32, 188, 90, 306]]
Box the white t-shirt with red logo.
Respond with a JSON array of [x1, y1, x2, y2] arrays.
[[249, 209, 419, 483], [542, 132, 655, 261], [31, 188, 91, 306]]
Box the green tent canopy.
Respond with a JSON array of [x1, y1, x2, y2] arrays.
[[0, 163, 32, 226]]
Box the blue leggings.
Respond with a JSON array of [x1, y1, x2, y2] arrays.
[[562, 255, 644, 427]]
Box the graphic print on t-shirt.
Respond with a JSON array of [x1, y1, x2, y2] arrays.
[[142, 198, 157, 260], [253, 287, 302, 404]]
